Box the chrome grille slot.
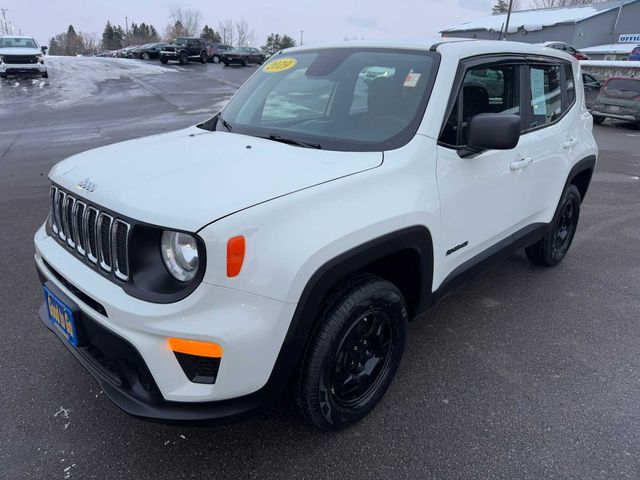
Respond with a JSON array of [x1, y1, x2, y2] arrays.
[[74, 201, 87, 255], [65, 195, 76, 248], [48, 185, 134, 286], [56, 190, 67, 241], [97, 213, 113, 272], [50, 186, 59, 234], [86, 207, 99, 263], [112, 220, 130, 281]]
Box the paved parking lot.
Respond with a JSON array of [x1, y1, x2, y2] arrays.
[[1, 57, 639, 479]]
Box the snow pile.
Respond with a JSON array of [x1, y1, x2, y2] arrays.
[[580, 60, 640, 68], [581, 44, 639, 54]]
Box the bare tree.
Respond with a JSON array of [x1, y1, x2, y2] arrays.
[[218, 18, 235, 46], [81, 31, 100, 54], [235, 19, 255, 47], [166, 8, 202, 37], [531, 0, 606, 8]]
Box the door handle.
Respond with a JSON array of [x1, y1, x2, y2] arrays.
[[510, 157, 532, 170], [563, 138, 579, 149]]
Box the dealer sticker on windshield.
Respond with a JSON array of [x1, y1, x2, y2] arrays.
[[403, 72, 421, 88], [263, 57, 297, 73]]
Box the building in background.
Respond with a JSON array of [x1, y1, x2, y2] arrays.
[[440, 0, 640, 50]]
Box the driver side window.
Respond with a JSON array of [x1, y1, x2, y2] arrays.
[[440, 63, 521, 147]]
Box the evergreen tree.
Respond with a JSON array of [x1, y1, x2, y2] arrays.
[[262, 33, 297, 56], [200, 25, 221, 42], [492, 0, 510, 13], [102, 21, 115, 50], [49, 37, 61, 55]]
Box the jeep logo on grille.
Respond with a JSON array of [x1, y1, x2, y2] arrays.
[[77, 177, 97, 193]]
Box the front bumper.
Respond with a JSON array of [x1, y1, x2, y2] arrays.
[[160, 51, 179, 60], [0, 62, 46, 76], [221, 56, 244, 64], [34, 225, 299, 422]]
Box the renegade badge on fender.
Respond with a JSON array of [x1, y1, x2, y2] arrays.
[[34, 40, 597, 430]]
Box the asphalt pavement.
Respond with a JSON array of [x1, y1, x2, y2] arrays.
[[1, 57, 639, 480]]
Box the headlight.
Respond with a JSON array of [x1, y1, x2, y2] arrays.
[[161, 230, 199, 281]]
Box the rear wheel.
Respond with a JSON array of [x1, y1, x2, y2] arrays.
[[200, 52, 207, 64], [141, 52, 150, 61], [178, 52, 188, 65], [243, 57, 249, 67], [42, 72, 48, 78], [295, 274, 408, 430], [593, 116, 605, 125], [212, 55, 220, 64], [160, 57, 169, 64], [525, 185, 581, 266]]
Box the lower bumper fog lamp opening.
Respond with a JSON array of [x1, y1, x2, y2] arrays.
[[168, 338, 223, 385]]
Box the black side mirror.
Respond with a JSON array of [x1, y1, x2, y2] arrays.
[[458, 113, 521, 158], [41, 46, 48, 54]]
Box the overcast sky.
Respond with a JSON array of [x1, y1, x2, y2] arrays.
[[3, 0, 503, 47]]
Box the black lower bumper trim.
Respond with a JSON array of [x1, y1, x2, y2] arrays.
[[37, 301, 289, 424]]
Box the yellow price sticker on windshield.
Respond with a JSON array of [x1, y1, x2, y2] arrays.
[[263, 57, 297, 73]]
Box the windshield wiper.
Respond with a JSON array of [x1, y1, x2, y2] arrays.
[[218, 115, 233, 131], [265, 133, 322, 149]]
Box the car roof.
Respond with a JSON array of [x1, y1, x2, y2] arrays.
[[281, 38, 574, 62]]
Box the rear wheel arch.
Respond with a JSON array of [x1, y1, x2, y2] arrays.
[[567, 155, 596, 204]]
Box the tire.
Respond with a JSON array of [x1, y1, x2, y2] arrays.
[[593, 116, 605, 125], [258, 56, 265, 65], [212, 55, 220, 64], [200, 52, 207, 64], [42, 72, 48, 78], [160, 57, 168, 64], [141, 52, 150, 61], [295, 274, 408, 431], [178, 52, 188, 65], [525, 184, 581, 266], [0, 73, 7, 79], [243, 57, 249, 67]]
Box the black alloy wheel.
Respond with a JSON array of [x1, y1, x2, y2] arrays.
[[141, 52, 150, 61], [525, 184, 581, 266], [295, 274, 407, 430]]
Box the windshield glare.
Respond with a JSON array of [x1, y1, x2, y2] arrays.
[[214, 48, 439, 151], [0, 37, 38, 49]]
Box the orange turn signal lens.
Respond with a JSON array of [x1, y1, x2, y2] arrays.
[[227, 235, 245, 277], [168, 338, 223, 358]]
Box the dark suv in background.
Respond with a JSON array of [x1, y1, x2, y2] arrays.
[[160, 38, 207, 64], [591, 77, 640, 128], [206, 43, 232, 63]]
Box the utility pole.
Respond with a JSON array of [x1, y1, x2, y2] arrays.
[[300, 30, 303, 46], [0, 8, 9, 36], [503, 0, 514, 41], [125, 16, 129, 46]]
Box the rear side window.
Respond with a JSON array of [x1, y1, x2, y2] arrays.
[[565, 65, 575, 106], [529, 65, 562, 128], [440, 64, 520, 147]]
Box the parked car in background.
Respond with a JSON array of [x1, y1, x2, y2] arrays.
[[206, 43, 232, 63], [582, 73, 602, 110], [590, 77, 640, 128], [221, 47, 265, 66], [132, 43, 166, 61], [542, 41, 590, 60], [629, 45, 640, 61], [0, 35, 48, 78], [160, 38, 207, 64], [119, 45, 139, 58]]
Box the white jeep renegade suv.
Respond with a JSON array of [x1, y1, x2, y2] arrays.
[[34, 40, 597, 430]]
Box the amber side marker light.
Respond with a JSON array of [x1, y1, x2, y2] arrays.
[[168, 337, 223, 358], [227, 235, 246, 277]]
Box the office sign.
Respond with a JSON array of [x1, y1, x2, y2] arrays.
[[619, 34, 640, 43]]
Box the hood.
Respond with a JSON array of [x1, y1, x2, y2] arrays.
[[50, 127, 383, 232], [0, 47, 40, 56]]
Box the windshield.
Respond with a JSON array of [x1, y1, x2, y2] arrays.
[[605, 78, 640, 95], [0, 37, 38, 49], [206, 48, 439, 151]]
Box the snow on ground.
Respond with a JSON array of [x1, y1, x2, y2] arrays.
[[0, 56, 180, 108]]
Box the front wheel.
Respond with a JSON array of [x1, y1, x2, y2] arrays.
[[243, 57, 249, 67], [178, 52, 188, 65], [200, 52, 207, 64], [141, 52, 150, 61], [42, 72, 48, 78], [160, 57, 169, 64], [526, 184, 581, 266], [593, 116, 605, 125], [295, 274, 408, 430]]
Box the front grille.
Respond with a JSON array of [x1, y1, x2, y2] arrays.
[[3, 55, 37, 64], [49, 185, 131, 281]]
